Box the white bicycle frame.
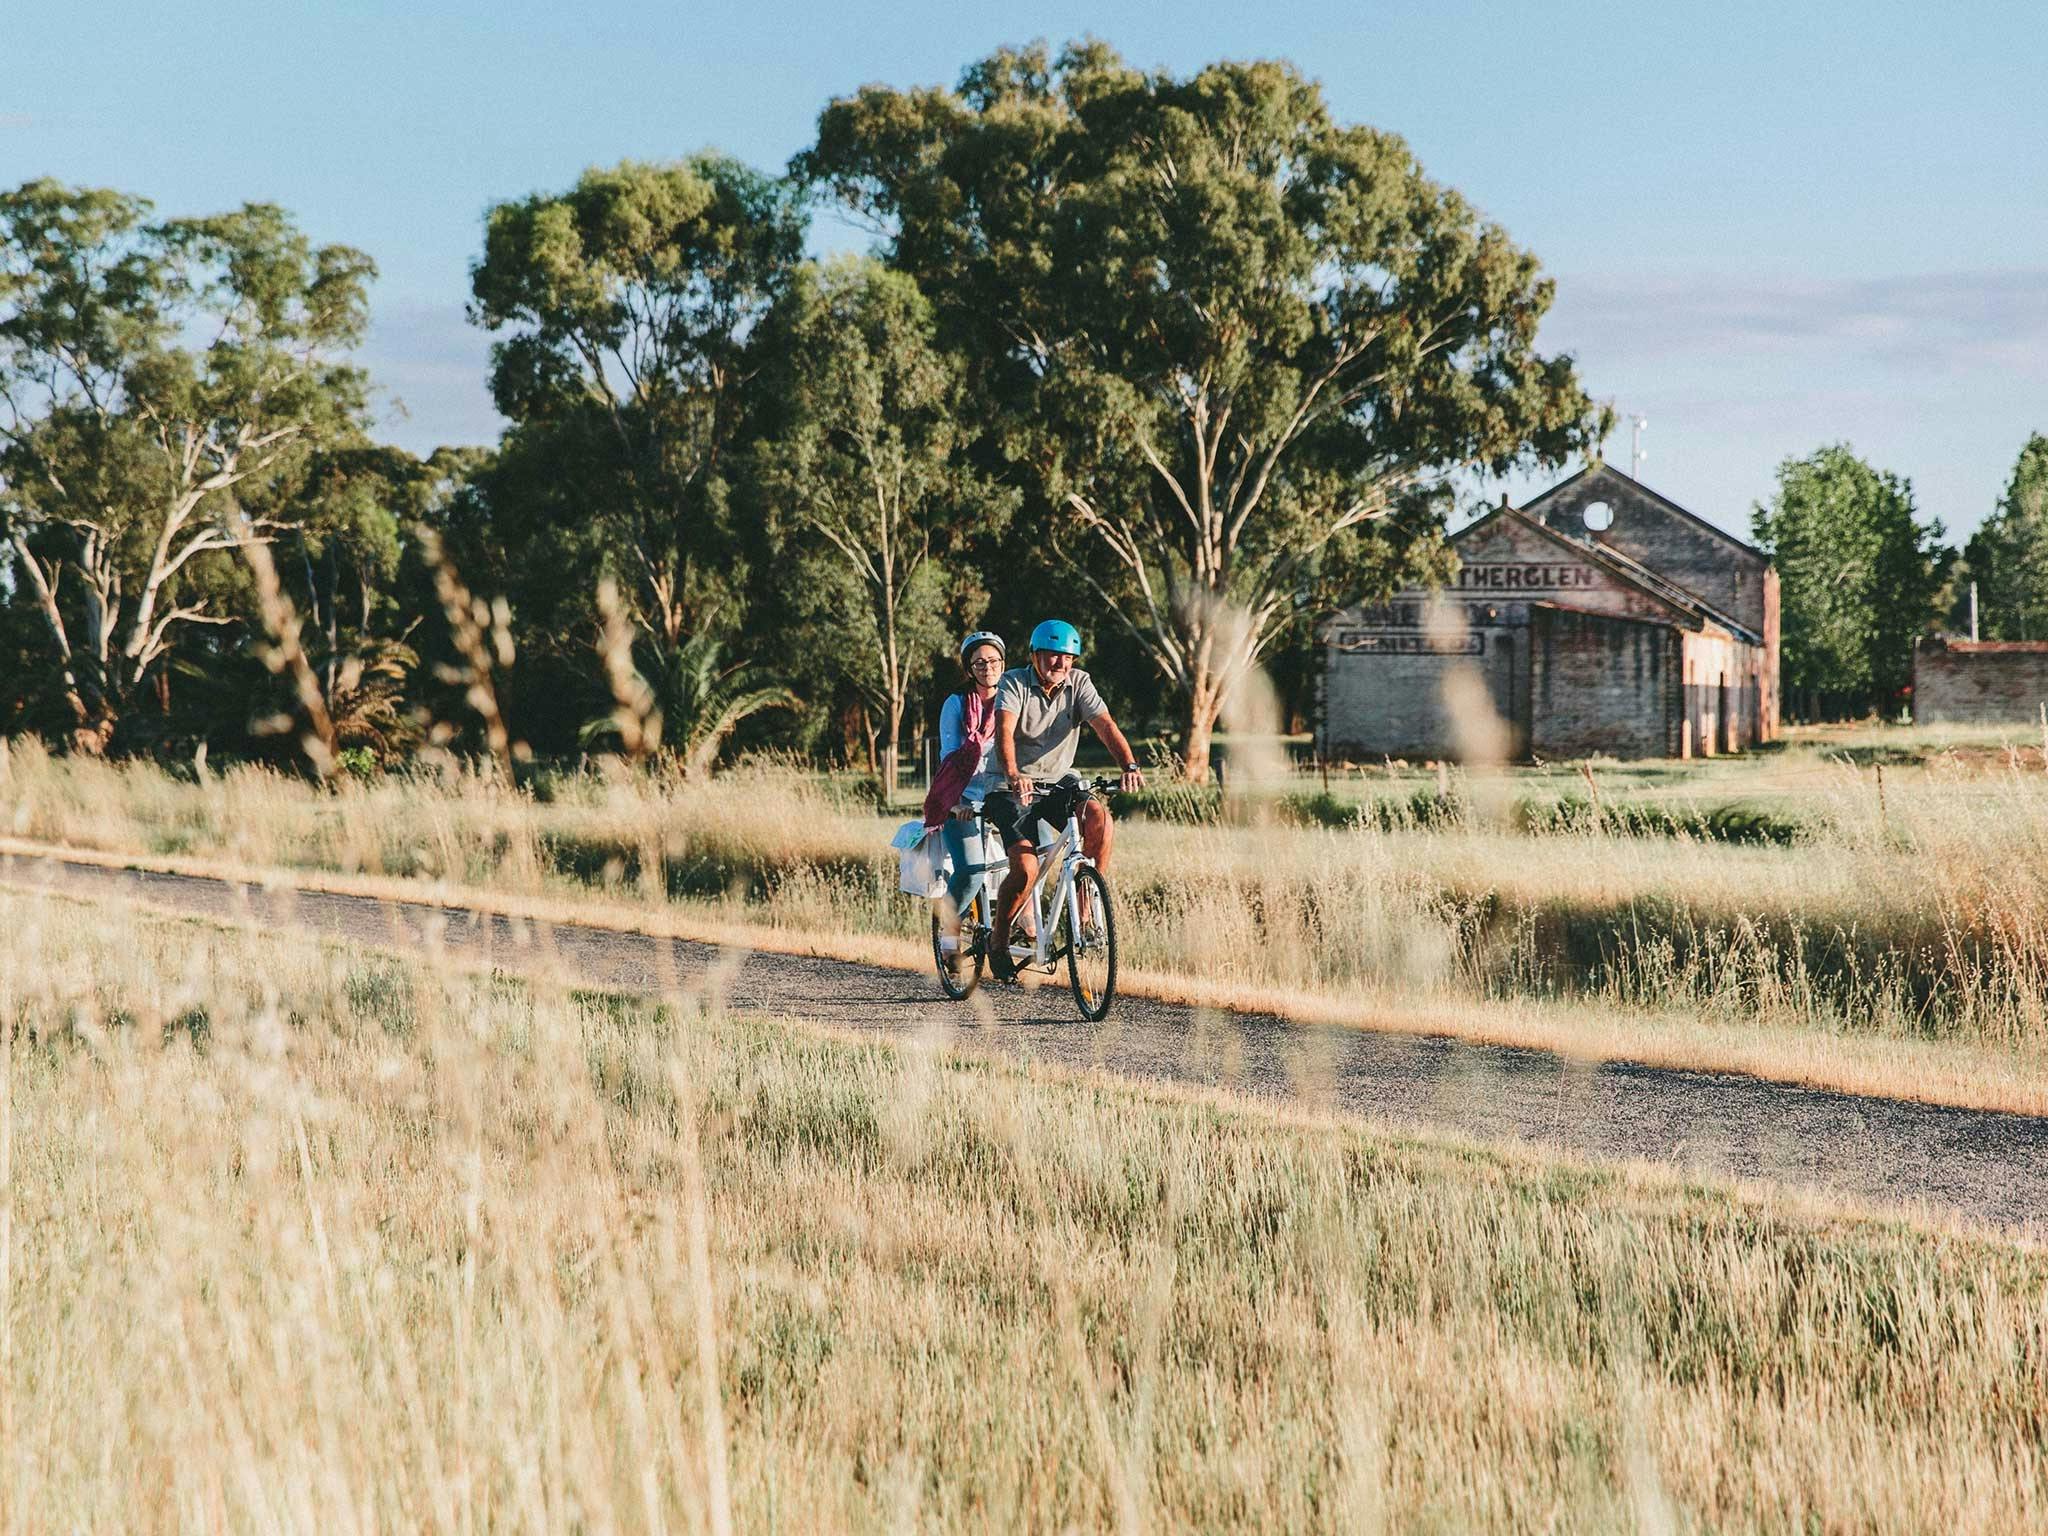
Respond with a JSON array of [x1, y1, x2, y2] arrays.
[[936, 793, 1095, 973], [1010, 804, 1094, 973]]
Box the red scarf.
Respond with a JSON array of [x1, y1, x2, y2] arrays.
[[922, 690, 997, 828]]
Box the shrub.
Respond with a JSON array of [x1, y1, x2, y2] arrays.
[[1516, 795, 1807, 846]]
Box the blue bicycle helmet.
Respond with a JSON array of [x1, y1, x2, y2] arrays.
[[1028, 618, 1082, 656]]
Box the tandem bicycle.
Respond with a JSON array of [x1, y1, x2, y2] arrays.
[[930, 774, 1119, 1021]]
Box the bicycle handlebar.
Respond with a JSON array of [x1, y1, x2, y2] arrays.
[[957, 773, 1128, 819]]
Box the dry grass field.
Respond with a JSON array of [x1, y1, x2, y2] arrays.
[[6, 885, 2048, 1532], [5, 729, 2048, 1110]]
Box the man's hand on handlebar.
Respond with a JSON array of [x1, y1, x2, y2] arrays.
[[1008, 772, 1034, 805], [1119, 763, 1144, 794]]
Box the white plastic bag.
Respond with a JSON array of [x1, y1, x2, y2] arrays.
[[893, 820, 949, 898]]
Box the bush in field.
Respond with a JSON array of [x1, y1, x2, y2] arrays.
[[1517, 795, 1808, 846]]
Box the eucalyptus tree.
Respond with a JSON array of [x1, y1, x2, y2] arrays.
[[0, 180, 373, 749], [800, 42, 1600, 776], [754, 258, 1013, 795], [468, 156, 805, 650]]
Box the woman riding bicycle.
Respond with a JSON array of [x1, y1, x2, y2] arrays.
[[923, 630, 1008, 915]]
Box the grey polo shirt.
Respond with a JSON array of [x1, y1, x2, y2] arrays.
[[995, 665, 1108, 781]]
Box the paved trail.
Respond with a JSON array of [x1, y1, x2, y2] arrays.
[[9, 849, 2048, 1231]]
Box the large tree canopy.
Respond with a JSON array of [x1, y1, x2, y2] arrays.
[[1752, 444, 1949, 716], [0, 180, 373, 751], [799, 41, 1602, 775], [469, 156, 806, 649]]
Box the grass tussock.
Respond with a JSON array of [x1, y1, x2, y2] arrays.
[[7, 734, 2048, 1059], [4, 887, 2047, 1530]]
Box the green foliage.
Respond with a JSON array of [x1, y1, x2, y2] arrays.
[[0, 179, 375, 749], [1959, 434, 2048, 641], [1515, 796, 1806, 846], [799, 42, 1600, 772], [752, 257, 1015, 791], [1108, 782, 1224, 824], [1109, 784, 1804, 844], [1751, 445, 1949, 714], [1274, 790, 1366, 829], [1328, 789, 1468, 831], [470, 156, 805, 651], [335, 745, 380, 779], [581, 629, 795, 780], [325, 636, 422, 765]]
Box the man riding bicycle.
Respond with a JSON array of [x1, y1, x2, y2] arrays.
[[983, 619, 1144, 980]]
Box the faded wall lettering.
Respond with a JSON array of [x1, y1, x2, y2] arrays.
[[1455, 563, 1600, 592], [1333, 632, 1485, 656]]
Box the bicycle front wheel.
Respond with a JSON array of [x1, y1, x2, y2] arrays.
[[933, 892, 984, 1000], [1063, 866, 1117, 1021]]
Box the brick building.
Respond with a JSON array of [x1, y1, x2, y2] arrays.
[[1912, 637, 2048, 724], [1318, 464, 1781, 761]]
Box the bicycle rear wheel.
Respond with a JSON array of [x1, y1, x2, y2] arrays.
[[1063, 866, 1116, 1021], [933, 893, 985, 1000]]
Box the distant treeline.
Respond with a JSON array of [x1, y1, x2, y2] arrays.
[[0, 43, 2036, 778]]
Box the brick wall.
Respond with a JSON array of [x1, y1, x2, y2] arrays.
[[1913, 638, 2048, 724], [1321, 619, 1522, 760], [1528, 607, 1680, 760], [1319, 512, 1601, 759]]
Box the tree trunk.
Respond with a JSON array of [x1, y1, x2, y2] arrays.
[[1179, 634, 1224, 782], [882, 691, 908, 802], [70, 716, 115, 757], [9, 531, 98, 739], [1180, 684, 1222, 784], [835, 703, 863, 767]]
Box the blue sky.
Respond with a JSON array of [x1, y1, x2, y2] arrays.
[[6, 0, 2043, 540]]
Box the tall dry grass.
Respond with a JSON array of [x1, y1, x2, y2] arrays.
[[10, 737, 2048, 1051], [4, 885, 2046, 1530]]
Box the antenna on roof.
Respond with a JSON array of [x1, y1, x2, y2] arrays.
[[1630, 415, 1649, 480]]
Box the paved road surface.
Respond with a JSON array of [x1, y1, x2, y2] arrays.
[[8, 850, 2048, 1232]]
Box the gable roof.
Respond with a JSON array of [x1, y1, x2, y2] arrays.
[[1452, 503, 1761, 645], [1522, 462, 1767, 564]]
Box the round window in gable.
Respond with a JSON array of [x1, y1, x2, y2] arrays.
[[1581, 500, 1614, 532]]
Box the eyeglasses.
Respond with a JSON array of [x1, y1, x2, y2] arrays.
[[968, 656, 1005, 669]]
